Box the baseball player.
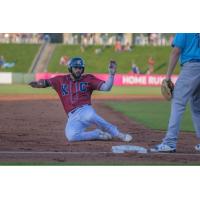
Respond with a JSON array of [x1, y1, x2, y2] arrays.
[[151, 33, 200, 152], [29, 57, 133, 142]]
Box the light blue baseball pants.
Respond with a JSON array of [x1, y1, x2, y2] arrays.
[[65, 104, 120, 141], [163, 62, 200, 148]]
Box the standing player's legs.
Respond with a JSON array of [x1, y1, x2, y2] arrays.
[[65, 105, 112, 141], [190, 82, 200, 139], [163, 63, 200, 148], [162, 81, 188, 148]]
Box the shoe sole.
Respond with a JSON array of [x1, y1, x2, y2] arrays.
[[150, 148, 176, 153], [123, 136, 133, 142]]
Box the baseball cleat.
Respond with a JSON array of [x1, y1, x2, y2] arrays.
[[195, 144, 200, 152], [117, 133, 133, 142], [98, 130, 112, 140], [150, 143, 176, 153]]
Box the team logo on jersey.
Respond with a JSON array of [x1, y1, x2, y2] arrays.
[[61, 84, 68, 96], [80, 82, 88, 92]]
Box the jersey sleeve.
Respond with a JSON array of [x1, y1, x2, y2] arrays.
[[48, 76, 61, 91], [172, 34, 186, 49], [88, 75, 105, 90]]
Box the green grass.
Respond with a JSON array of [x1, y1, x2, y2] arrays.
[[0, 44, 181, 74], [106, 101, 194, 132], [95, 86, 161, 96], [48, 45, 180, 74], [0, 84, 56, 95], [0, 43, 40, 72]]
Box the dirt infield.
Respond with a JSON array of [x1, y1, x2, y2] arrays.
[[0, 94, 200, 165]]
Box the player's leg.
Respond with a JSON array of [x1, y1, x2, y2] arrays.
[[151, 64, 197, 152], [66, 124, 110, 141], [190, 83, 200, 139], [65, 106, 111, 141], [162, 65, 195, 148], [84, 105, 132, 142]]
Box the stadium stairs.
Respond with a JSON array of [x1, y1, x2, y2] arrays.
[[29, 42, 56, 73]]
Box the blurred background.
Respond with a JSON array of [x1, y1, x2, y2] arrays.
[[0, 33, 177, 77], [0, 32, 194, 132]]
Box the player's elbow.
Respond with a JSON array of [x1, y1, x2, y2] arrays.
[[103, 87, 112, 91], [100, 84, 113, 91], [106, 87, 112, 91], [172, 47, 181, 57]]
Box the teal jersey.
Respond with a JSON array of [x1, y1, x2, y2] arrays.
[[172, 33, 200, 65]]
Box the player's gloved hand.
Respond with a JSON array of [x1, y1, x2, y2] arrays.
[[29, 80, 46, 88], [108, 60, 117, 75], [161, 78, 174, 101], [29, 81, 39, 88]]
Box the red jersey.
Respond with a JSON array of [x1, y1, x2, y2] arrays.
[[48, 74, 105, 114]]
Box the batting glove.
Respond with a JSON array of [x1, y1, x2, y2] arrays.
[[108, 60, 117, 75]]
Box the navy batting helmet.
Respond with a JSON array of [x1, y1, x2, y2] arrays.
[[68, 57, 85, 69]]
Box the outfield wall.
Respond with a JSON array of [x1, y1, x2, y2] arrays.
[[0, 72, 12, 84], [0, 72, 178, 86], [36, 73, 178, 86], [0, 73, 34, 84]]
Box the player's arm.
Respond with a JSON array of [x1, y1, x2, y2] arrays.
[[29, 79, 51, 88], [100, 60, 116, 91], [166, 47, 181, 80]]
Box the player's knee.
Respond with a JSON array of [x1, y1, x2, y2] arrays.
[[84, 109, 95, 121], [65, 131, 79, 142], [67, 137, 76, 142], [66, 134, 77, 142]]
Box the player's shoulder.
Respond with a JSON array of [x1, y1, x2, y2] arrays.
[[82, 73, 96, 79], [51, 74, 70, 80]]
